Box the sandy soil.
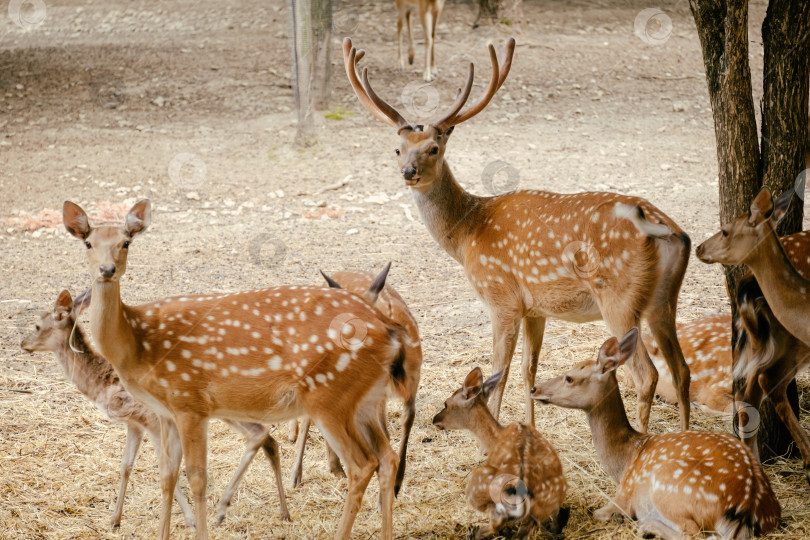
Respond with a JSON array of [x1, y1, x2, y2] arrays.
[[2, 0, 809, 538]]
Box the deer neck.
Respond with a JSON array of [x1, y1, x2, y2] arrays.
[[410, 160, 484, 264], [746, 225, 810, 343], [54, 324, 111, 401], [585, 379, 645, 482], [89, 279, 140, 372], [466, 401, 506, 454]]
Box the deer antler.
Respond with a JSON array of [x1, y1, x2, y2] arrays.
[[432, 38, 516, 133], [343, 38, 411, 131]]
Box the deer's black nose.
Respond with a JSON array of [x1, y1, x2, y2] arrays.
[[402, 167, 417, 180], [99, 264, 116, 278]]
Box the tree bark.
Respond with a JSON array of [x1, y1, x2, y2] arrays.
[[690, 0, 808, 458], [474, 0, 499, 28]]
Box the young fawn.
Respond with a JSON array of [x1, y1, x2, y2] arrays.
[[290, 266, 422, 496], [697, 187, 810, 348], [344, 37, 692, 432], [532, 329, 781, 539], [433, 368, 568, 539], [19, 289, 290, 528], [63, 199, 407, 540]]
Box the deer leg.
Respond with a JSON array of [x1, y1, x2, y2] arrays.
[[397, 14, 405, 70], [739, 378, 764, 463], [175, 413, 210, 540], [521, 316, 546, 426], [111, 423, 144, 528], [156, 417, 184, 540], [760, 369, 810, 485], [406, 9, 414, 65], [421, 10, 434, 81], [647, 310, 691, 431], [430, 7, 439, 76], [394, 394, 416, 496], [327, 442, 346, 478], [367, 416, 398, 539], [288, 418, 299, 443], [487, 312, 522, 422], [259, 431, 291, 521], [291, 416, 311, 488], [637, 517, 682, 540]]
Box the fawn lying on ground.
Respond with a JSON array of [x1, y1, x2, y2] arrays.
[[433, 368, 568, 539], [532, 329, 780, 539], [20, 289, 290, 528]]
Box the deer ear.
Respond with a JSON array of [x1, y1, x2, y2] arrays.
[[363, 262, 391, 305], [597, 330, 637, 374], [63, 201, 90, 239], [771, 189, 793, 224], [54, 290, 73, 320], [481, 370, 504, 402], [462, 367, 484, 399], [320, 270, 342, 289], [126, 199, 152, 237], [748, 188, 774, 226], [440, 126, 454, 139], [73, 288, 92, 316]]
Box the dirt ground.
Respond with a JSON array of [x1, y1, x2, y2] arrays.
[[2, 0, 810, 538]]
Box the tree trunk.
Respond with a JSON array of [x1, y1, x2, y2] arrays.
[[690, 0, 808, 458], [474, 0, 499, 28], [289, 0, 333, 146]]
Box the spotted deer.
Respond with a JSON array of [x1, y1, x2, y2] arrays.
[[396, 0, 445, 81], [433, 368, 568, 539], [62, 199, 407, 540], [290, 265, 422, 496], [19, 289, 291, 528], [344, 37, 692, 432], [697, 187, 810, 348], [532, 329, 781, 539]]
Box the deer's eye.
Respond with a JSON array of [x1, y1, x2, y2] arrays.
[[395, 149, 400, 156], [85, 241, 92, 249], [35, 325, 40, 331], [721, 230, 728, 237], [123, 240, 130, 249], [429, 146, 439, 155], [565, 375, 573, 384]]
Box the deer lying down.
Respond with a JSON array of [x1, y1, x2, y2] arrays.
[[290, 265, 423, 497], [20, 290, 290, 528], [433, 368, 568, 539], [532, 329, 780, 540]]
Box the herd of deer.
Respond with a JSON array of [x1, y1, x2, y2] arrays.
[[17, 31, 810, 540]]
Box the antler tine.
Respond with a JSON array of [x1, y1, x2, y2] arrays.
[[431, 62, 475, 133], [360, 68, 411, 132], [440, 38, 516, 129], [343, 38, 410, 130]]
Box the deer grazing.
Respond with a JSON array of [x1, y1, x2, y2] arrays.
[[640, 314, 732, 415], [63, 199, 408, 540], [19, 289, 291, 528], [433, 368, 568, 539], [531, 329, 781, 539], [344, 37, 692, 432], [396, 0, 445, 81], [290, 266, 422, 497], [697, 187, 810, 348]]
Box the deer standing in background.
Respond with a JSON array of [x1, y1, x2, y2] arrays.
[[19, 289, 291, 528], [344, 37, 692, 432], [697, 188, 810, 348], [433, 367, 568, 539], [396, 0, 445, 81], [532, 329, 781, 539], [63, 199, 407, 540], [290, 266, 422, 497]]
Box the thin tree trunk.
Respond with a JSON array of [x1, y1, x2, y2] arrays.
[[474, 0, 499, 28], [756, 0, 810, 459]]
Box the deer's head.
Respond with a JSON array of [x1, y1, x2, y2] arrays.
[[20, 290, 76, 353], [432, 367, 503, 430], [63, 199, 151, 282], [531, 328, 638, 411], [696, 187, 792, 266], [343, 38, 515, 191]]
